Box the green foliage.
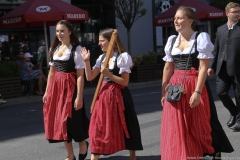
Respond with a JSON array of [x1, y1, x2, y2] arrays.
[[0, 61, 19, 78], [132, 54, 143, 66], [132, 51, 157, 66], [142, 50, 157, 65]]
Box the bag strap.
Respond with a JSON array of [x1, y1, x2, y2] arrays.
[[180, 39, 197, 86]]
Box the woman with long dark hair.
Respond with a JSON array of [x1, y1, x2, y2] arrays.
[[43, 20, 89, 160]]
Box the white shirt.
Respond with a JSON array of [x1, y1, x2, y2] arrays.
[[49, 44, 84, 69], [93, 52, 133, 74], [163, 32, 214, 62]]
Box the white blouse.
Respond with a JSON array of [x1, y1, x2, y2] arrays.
[[49, 44, 84, 69], [163, 32, 214, 62], [93, 52, 133, 74]]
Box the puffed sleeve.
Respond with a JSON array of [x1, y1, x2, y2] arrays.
[[74, 46, 85, 69], [117, 52, 133, 74], [197, 32, 214, 59], [163, 35, 177, 62], [92, 54, 104, 69]]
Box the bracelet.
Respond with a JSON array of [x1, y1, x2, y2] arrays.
[[194, 90, 201, 95], [76, 93, 83, 97], [84, 59, 90, 62]]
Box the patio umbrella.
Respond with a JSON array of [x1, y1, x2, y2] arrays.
[[154, 0, 226, 26], [0, 0, 89, 61]]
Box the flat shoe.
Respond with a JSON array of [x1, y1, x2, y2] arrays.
[[79, 141, 89, 160]]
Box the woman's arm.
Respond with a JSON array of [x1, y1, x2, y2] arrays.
[[84, 60, 100, 81], [161, 62, 174, 106], [161, 62, 174, 97], [189, 59, 210, 108], [81, 47, 100, 81], [43, 66, 55, 103], [74, 68, 84, 110]]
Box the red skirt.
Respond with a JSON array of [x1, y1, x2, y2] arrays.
[[89, 81, 130, 155], [43, 72, 76, 141], [161, 68, 214, 160]]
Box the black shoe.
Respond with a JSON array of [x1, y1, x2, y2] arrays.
[[227, 115, 236, 128], [232, 121, 240, 132], [79, 141, 89, 160], [212, 152, 221, 160]]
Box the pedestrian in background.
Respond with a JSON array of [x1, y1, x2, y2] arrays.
[[208, 2, 240, 132], [42, 20, 89, 160], [161, 6, 234, 160], [81, 28, 143, 160]]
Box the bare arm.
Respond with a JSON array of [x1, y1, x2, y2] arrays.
[[74, 68, 84, 110], [189, 59, 210, 108], [84, 60, 100, 81], [43, 66, 55, 103], [161, 62, 174, 97]]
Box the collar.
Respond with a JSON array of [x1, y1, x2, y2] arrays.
[[227, 21, 239, 30]]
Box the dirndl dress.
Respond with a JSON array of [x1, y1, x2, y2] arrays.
[[89, 53, 143, 155], [43, 51, 89, 143], [161, 53, 234, 160]]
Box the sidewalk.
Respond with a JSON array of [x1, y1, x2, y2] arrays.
[[3, 80, 161, 106]]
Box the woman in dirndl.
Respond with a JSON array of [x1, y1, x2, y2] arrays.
[[81, 28, 143, 160], [43, 20, 89, 160], [160, 6, 234, 160]]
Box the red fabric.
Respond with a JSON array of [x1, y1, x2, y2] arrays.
[[161, 68, 214, 160], [0, 0, 88, 28], [43, 72, 76, 141], [89, 81, 130, 154], [154, 0, 225, 26]]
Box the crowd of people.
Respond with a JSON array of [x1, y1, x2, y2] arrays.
[[2, 1, 240, 160]]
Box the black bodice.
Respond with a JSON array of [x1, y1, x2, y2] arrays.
[[172, 51, 199, 70], [101, 54, 121, 83], [53, 50, 76, 73]]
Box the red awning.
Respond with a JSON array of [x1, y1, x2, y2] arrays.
[[154, 0, 226, 26], [0, 0, 88, 28]]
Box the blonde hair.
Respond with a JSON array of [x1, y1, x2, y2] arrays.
[[225, 2, 240, 12], [177, 6, 199, 30]]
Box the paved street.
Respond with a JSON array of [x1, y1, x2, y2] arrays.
[[0, 78, 240, 160]]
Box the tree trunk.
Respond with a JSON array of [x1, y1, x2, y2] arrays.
[[127, 28, 131, 55]]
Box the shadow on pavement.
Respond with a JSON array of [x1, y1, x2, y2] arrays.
[[86, 155, 161, 160]]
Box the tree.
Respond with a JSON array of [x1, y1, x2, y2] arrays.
[[114, 0, 147, 55]]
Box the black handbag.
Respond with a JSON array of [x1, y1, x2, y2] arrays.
[[166, 39, 196, 102]]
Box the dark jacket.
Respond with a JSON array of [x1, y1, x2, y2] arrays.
[[209, 21, 240, 76]]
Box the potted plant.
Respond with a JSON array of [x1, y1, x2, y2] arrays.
[[0, 61, 22, 98], [131, 51, 161, 82]]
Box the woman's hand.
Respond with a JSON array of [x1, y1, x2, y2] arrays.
[[80, 47, 90, 61], [74, 97, 83, 110], [42, 93, 48, 103], [189, 92, 201, 108], [100, 64, 110, 77], [161, 96, 165, 106]]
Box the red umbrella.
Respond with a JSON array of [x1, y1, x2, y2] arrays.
[[154, 0, 226, 26], [0, 0, 89, 59]]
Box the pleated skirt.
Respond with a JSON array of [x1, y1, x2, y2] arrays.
[[161, 68, 233, 160]]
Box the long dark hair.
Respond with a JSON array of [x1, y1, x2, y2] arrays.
[[99, 28, 126, 53], [49, 20, 81, 61]]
